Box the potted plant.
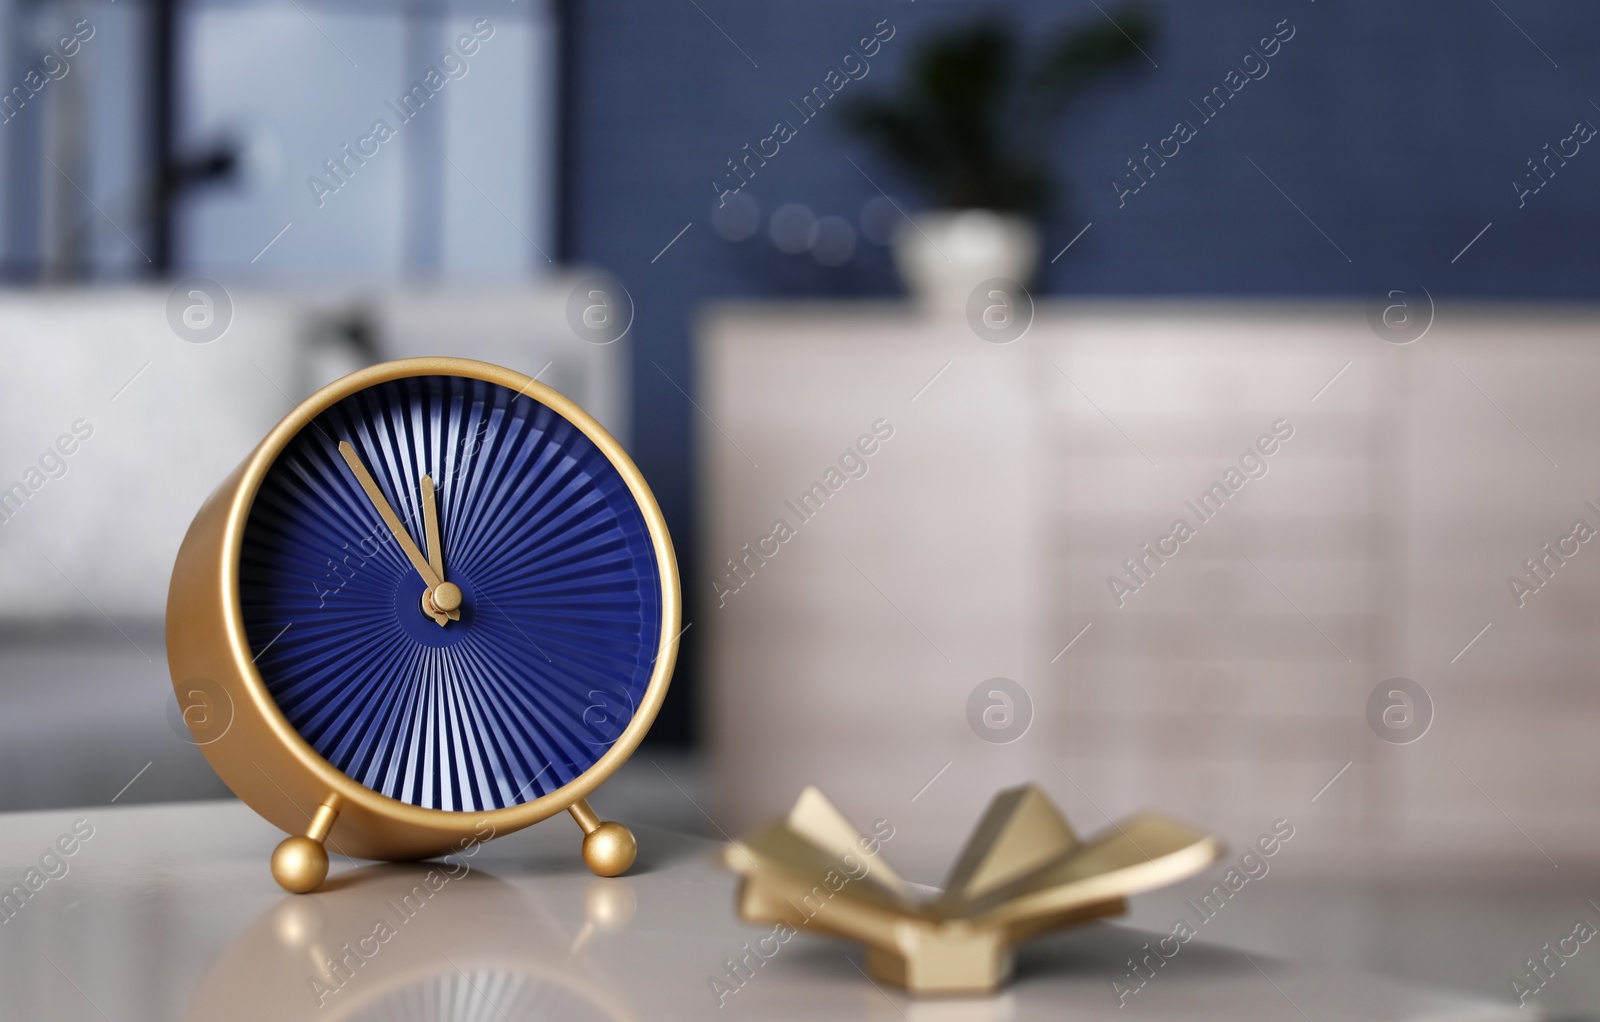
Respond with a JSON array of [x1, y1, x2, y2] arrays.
[[844, 11, 1154, 308]]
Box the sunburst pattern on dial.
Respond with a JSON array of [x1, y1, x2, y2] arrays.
[[238, 374, 662, 813]]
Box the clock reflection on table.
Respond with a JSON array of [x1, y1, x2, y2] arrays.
[[185, 865, 638, 1022]]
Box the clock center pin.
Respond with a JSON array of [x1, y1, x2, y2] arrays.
[[424, 582, 463, 617]]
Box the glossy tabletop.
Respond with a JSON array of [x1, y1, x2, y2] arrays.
[[0, 799, 1524, 1021]]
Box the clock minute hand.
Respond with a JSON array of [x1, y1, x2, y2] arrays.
[[337, 442, 452, 626]]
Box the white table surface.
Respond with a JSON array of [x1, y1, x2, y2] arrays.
[[0, 798, 1527, 1022]]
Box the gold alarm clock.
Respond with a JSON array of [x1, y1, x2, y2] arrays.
[[166, 358, 679, 892]]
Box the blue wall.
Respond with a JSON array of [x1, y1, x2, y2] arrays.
[[566, 0, 1600, 739]]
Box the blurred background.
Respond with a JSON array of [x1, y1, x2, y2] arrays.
[[4, 0, 1600, 1012]]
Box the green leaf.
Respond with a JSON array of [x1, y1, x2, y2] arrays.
[[839, 9, 1156, 215]]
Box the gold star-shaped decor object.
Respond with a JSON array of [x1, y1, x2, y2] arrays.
[[722, 784, 1223, 995]]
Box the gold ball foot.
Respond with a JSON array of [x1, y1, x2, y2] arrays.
[[582, 821, 637, 877], [272, 835, 329, 894]]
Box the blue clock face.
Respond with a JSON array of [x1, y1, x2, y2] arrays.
[[238, 374, 664, 813]]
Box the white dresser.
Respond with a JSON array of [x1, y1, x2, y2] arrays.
[[698, 299, 1600, 879]]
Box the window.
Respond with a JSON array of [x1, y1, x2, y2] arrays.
[[0, 0, 558, 282]]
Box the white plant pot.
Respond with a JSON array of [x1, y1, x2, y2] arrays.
[[892, 209, 1040, 312]]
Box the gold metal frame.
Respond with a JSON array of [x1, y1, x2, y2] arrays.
[[166, 357, 680, 890]]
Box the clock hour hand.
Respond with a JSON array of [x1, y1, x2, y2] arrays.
[[336, 441, 459, 625], [419, 472, 459, 622]]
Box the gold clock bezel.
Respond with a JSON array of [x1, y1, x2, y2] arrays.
[[167, 357, 679, 863]]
